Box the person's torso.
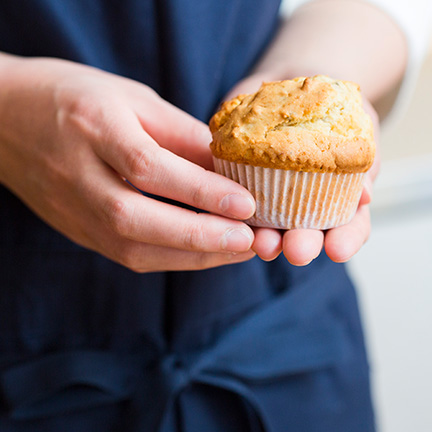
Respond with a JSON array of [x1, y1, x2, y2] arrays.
[[0, 3, 374, 431], [0, 0, 291, 355]]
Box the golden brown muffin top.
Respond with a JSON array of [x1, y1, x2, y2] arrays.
[[210, 75, 375, 174]]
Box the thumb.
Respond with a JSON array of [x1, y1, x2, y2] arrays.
[[123, 84, 214, 170]]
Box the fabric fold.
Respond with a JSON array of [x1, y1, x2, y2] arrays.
[[1, 271, 347, 430]]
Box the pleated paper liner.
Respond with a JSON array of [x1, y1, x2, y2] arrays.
[[213, 157, 365, 230]]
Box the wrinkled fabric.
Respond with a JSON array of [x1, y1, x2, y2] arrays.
[[0, 1, 375, 431]]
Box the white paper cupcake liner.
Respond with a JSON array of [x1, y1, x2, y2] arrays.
[[213, 157, 365, 230]]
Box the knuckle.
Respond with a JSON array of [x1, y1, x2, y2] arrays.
[[125, 145, 156, 179], [54, 79, 117, 140], [68, 92, 99, 119], [116, 244, 147, 273], [56, 87, 100, 128], [195, 253, 216, 270], [191, 180, 211, 209], [141, 85, 160, 100], [104, 198, 133, 237], [183, 221, 206, 251], [56, 97, 106, 146], [193, 252, 225, 271], [123, 256, 144, 273]]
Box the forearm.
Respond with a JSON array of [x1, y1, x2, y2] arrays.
[[252, 0, 408, 104]]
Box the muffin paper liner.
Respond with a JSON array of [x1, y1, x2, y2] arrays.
[[213, 157, 365, 230]]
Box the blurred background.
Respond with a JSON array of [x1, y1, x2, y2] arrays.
[[348, 37, 432, 432]]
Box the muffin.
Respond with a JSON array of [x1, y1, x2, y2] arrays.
[[209, 75, 375, 230]]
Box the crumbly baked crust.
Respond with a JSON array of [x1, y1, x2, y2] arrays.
[[210, 76, 375, 174]]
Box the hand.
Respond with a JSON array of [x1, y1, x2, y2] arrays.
[[0, 55, 259, 272], [225, 76, 380, 265]]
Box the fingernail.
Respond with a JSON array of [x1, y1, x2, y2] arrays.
[[220, 194, 255, 219], [220, 228, 253, 252]]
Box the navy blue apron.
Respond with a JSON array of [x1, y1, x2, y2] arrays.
[[0, 1, 375, 431]]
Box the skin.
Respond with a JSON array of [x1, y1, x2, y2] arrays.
[[0, 0, 407, 272], [0, 57, 257, 271], [229, 0, 407, 265]]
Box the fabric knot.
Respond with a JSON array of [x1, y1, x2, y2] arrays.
[[158, 355, 191, 396]]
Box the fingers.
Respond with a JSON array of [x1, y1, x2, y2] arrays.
[[251, 227, 283, 261], [91, 107, 255, 221], [324, 204, 371, 263], [281, 204, 371, 266], [358, 173, 373, 205], [101, 191, 255, 253], [324, 98, 376, 259], [108, 239, 257, 273], [84, 170, 258, 270], [80, 162, 254, 254], [282, 229, 324, 266], [138, 98, 214, 171], [115, 78, 214, 170], [358, 97, 380, 206]]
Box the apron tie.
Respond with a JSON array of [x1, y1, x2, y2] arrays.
[[1, 273, 348, 431]]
